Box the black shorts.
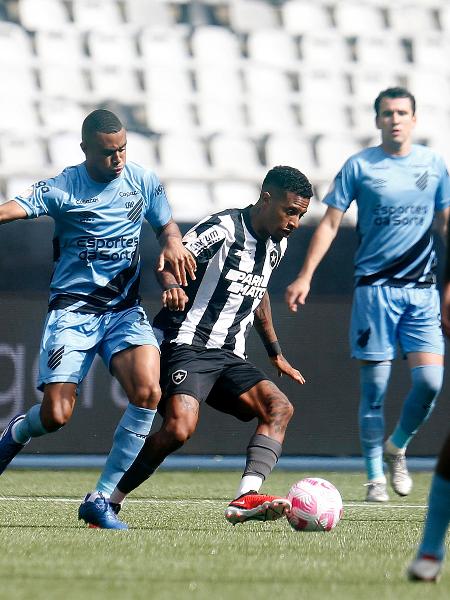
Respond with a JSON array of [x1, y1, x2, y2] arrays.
[[159, 343, 269, 421]]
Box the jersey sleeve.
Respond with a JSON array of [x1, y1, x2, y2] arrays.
[[182, 218, 226, 263], [434, 156, 450, 212], [143, 172, 172, 228], [13, 177, 64, 219], [323, 156, 358, 212]]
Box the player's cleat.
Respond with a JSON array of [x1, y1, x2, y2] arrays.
[[407, 555, 442, 582], [383, 447, 413, 496], [78, 493, 128, 529], [365, 481, 389, 503], [0, 414, 28, 475], [225, 491, 291, 525]]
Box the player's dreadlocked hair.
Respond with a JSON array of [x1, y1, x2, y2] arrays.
[[374, 87, 416, 116], [262, 165, 313, 199], [81, 109, 123, 143]]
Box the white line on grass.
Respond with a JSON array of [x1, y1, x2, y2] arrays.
[[0, 496, 427, 509]]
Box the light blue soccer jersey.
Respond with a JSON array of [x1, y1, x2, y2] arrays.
[[324, 145, 450, 286], [14, 161, 171, 313]]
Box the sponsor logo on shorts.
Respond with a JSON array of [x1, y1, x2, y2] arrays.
[[172, 369, 187, 385], [47, 346, 65, 370], [357, 328, 371, 348]]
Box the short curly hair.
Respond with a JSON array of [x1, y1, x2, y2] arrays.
[[262, 165, 313, 199], [82, 109, 123, 143]]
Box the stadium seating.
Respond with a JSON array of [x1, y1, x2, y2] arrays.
[[0, 0, 449, 226]]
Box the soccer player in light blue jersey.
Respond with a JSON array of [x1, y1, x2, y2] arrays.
[[285, 87, 450, 502], [0, 109, 196, 528]]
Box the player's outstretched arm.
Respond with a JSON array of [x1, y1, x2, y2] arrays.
[[254, 292, 305, 384], [154, 219, 197, 286], [0, 200, 28, 224], [154, 262, 189, 311], [285, 206, 344, 312]]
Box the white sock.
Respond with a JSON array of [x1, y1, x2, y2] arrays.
[[385, 437, 404, 455], [109, 488, 127, 505], [235, 475, 264, 498]]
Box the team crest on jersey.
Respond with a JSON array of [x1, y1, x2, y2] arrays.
[[269, 249, 279, 268], [415, 171, 428, 191], [172, 369, 187, 385], [127, 197, 143, 223]]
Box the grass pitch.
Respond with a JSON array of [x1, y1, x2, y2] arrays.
[[0, 469, 448, 600]]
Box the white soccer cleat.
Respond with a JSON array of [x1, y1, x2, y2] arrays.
[[383, 447, 413, 496], [407, 555, 442, 582], [365, 481, 389, 503]]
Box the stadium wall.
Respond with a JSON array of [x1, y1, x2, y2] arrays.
[[0, 220, 448, 456]]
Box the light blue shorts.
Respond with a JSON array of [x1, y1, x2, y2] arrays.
[[350, 285, 444, 361], [37, 305, 158, 391]]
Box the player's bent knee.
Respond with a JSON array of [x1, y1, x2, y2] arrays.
[[264, 394, 293, 427], [130, 383, 161, 409], [165, 420, 196, 445]]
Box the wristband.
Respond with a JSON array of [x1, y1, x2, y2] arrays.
[[164, 284, 182, 291], [264, 340, 282, 357]]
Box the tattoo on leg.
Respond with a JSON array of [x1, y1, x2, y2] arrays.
[[178, 394, 199, 415], [263, 382, 291, 434]]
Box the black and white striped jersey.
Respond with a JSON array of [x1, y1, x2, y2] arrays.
[[153, 206, 287, 358]]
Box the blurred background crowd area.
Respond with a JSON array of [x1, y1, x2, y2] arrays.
[[0, 0, 448, 224]]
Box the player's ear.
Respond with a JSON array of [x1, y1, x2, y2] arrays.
[[80, 141, 87, 155], [261, 191, 271, 205]]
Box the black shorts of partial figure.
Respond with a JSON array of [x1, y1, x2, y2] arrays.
[[159, 343, 268, 422]]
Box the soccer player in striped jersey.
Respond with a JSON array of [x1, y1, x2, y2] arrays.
[[407, 229, 450, 582], [103, 166, 313, 527], [286, 87, 450, 502], [0, 109, 195, 529]]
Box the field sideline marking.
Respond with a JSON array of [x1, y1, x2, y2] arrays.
[[0, 496, 427, 509]]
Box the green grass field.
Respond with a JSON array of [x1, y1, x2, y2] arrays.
[[0, 469, 448, 600]]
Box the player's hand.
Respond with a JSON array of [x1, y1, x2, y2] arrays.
[[441, 282, 450, 338], [162, 287, 189, 311], [285, 276, 310, 313], [270, 355, 305, 384], [157, 239, 196, 286]]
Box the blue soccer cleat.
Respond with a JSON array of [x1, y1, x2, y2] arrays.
[[0, 414, 27, 475], [78, 492, 128, 530]]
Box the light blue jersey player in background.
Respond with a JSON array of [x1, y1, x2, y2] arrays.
[[0, 109, 196, 528], [286, 87, 450, 502]]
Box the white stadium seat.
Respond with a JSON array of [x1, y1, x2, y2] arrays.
[[212, 181, 260, 211], [281, 0, 332, 35], [18, 0, 70, 31], [39, 98, 87, 133], [47, 132, 86, 171], [72, 0, 124, 30], [197, 100, 247, 134], [195, 66, 243, 102], [0, 21, 33, 65], [124, 0, 175, 28], [334, 2, 386, 36], [300, 32, 350, 66], [264, 135, 316, 177], [125, 131, 155, 169], [87, 30, 138, 65], [191, 26, 241, 66], [354, 35, 407, 68], [145, 99, 197, 133], [299, 69, 349, 101], [388, 4, 438, 34], [300, 101, 350, 135], [0, 98, 39, 133], [39, 65, 89, 101], [247, 29, 298, 69], [209, 134, 263, 180], [247, 98, 298, 134], [143, 66, 193, 101], [351, 71, 400, 105], [90, 66, 143, 103], [0, 65, 37, 97], [244, 65, 293, 100], [229, 0, 279, 33], [315, 134, 362, 179], [164, 181, 213, 222], [158, 134, 209, 179], [139, 27, 189, 66], [0, 134, 47, 175], [34, 29, 85, 66], [411, 34, 447, 71]]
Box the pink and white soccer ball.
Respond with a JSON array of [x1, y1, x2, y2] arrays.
[[286, 477, 343, 532]]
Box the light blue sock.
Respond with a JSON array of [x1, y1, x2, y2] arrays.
[[12, 404, 48, 444], [359, 362, 391, 481], [96, 403, 156, 496], [391, 365, 443, 449], [418, 474, 450, 560]]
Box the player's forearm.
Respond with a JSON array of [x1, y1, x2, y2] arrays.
[[0, 200, 28, 224], [156, 219, 183, 247], [154, 266, 180, 291], [296, 217, 339, 281], [254, 292, 281, 356]]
